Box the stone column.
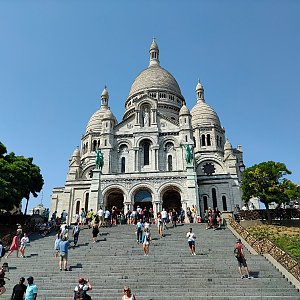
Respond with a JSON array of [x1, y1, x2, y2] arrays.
[[89, 169, 103, 212]]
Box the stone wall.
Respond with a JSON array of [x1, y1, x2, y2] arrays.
[[229, 217, 300, 282]]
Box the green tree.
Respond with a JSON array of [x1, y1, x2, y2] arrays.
[[0, 142, 44, 214], [241, 161, 300, 223]]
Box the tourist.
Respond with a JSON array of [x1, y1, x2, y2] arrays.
[[86, 209, 94, 228], [186, 207, 193, 223], [171, 209, 177, 228], [186, 227, 196, 255], [72, 223, 80, 247], [54, 229, 62, 257], [191, 205, 197, 223], [74, 277, 92, 300], [136, 219, 144, 243], [16, 225, 23, 242], [20, 233, 30, 258], [92, 222, 99, 243], [104, 209, 111, 227], [60, 222, 68, 239], [11, 277, 27, 300], [0, 266, 10, 295], [59, 236, 70, 271], [234, 239, 252, 279], [161, 208, 168, 230], [97, 206, 104, 226], [157, 214, 163, 238], [122, 286, 136, 300], [24, 276, 38, 300], [80, 208, 87, 226], [5, 233, 19, 258], [61, 210, 68, 222], [142, 227, 151, 256], [74, 212, 80, 224]]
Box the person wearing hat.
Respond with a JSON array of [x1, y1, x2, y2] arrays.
[[74, 277, 92, 300], [24, 276, 38, 300], [234, 239, 252, 279], [11, 277, 27, 300]]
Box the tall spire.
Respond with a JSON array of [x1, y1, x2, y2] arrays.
[[101, 85, 109, 106], [196, 79, 205, 102], [149, 37, 160, 67]]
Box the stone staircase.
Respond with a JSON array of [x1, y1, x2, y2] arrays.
[[2, 223, 300, 299]]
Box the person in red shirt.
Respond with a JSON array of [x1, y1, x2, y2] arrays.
[[234, 239, 252, 279]]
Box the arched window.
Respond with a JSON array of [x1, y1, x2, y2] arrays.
[[193, 137, 196, 148], [217, 136, 219, 146], [185, 135, 188, 142], [222, 196, 227, 211], [85, 193, 89, 212], [220, 137, 223, 147], [121, 157, 125, 173], [203, 196, 208, 211], [93, 140, 97, 151], [75, 201, 80, 214], [212, 188, 217, 209], [97, 140, 100, 148], [104, 139, 107, 146], [201, 134, 206, 146], [86, 142, 88, 153], [167, 155, 173, 171], [207, 134, 211, 146], [144, 141, 150, 165]]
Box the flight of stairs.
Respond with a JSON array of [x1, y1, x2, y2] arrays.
[[2, 223, 299, 299]]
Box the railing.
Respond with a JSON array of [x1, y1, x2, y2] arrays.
[[229, 217, 300, 282], [238, 208, 300, 220]]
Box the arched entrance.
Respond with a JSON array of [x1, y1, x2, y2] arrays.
[[134, 190, 153, 210], [162, 189, 181, 211], [105, 189, 124, 213]]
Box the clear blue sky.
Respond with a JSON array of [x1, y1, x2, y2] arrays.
[[1, 0, 299, 212]]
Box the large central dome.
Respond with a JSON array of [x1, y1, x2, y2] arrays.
[[128, 65, 182, 98]]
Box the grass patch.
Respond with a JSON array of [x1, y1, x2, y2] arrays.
[[246, 225, 300, 263]]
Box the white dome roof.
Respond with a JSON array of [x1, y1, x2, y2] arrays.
[[191, 101, 221, 128], [224, 139, 233, 151], [86, 106, 115, 132], [179, 104, 190, 116], [72, 148, 80, 157], [128, 65, 182, 99]]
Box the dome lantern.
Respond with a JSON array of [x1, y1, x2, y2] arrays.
[[196, 79, 204, 102], [149, 38, 160, 67], [101, 85, 109, 106]]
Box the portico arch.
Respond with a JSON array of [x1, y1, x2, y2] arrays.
[[159, 184, 183, 212], [103, 188, 125, 213]]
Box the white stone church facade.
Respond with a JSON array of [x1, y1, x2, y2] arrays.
[[51, 40, 244, 220]]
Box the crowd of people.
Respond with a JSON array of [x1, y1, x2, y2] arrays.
[[0, 204, 254, 299]]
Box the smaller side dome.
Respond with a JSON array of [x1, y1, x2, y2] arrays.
[[72, 147, 80, 157], [179, 104, 190, 116], [191, 101, 221, 128], [224, 139, 232, 151]]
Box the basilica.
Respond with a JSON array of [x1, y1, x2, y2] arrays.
[[51, 40, 244, 219]]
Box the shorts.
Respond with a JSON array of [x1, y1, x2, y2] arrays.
[[162, 218, 167, 223], [237, 257, 247, 268], [188, 241, 195, 248], [60, 253, 68, 261]]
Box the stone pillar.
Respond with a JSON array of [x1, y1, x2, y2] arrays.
[[89, 169, 103, 212], [186, 165, 200, 215]]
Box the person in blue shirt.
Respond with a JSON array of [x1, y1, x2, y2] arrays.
[[59, 237, 70, 271], [24, 276, 38, 300]]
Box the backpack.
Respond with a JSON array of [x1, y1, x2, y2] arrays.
[[74, 285, 86, 300], [234, 247, 241, 258]]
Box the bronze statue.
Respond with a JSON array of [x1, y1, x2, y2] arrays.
[[95, 149, 104, 171], [185, 144, 193, 164]]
